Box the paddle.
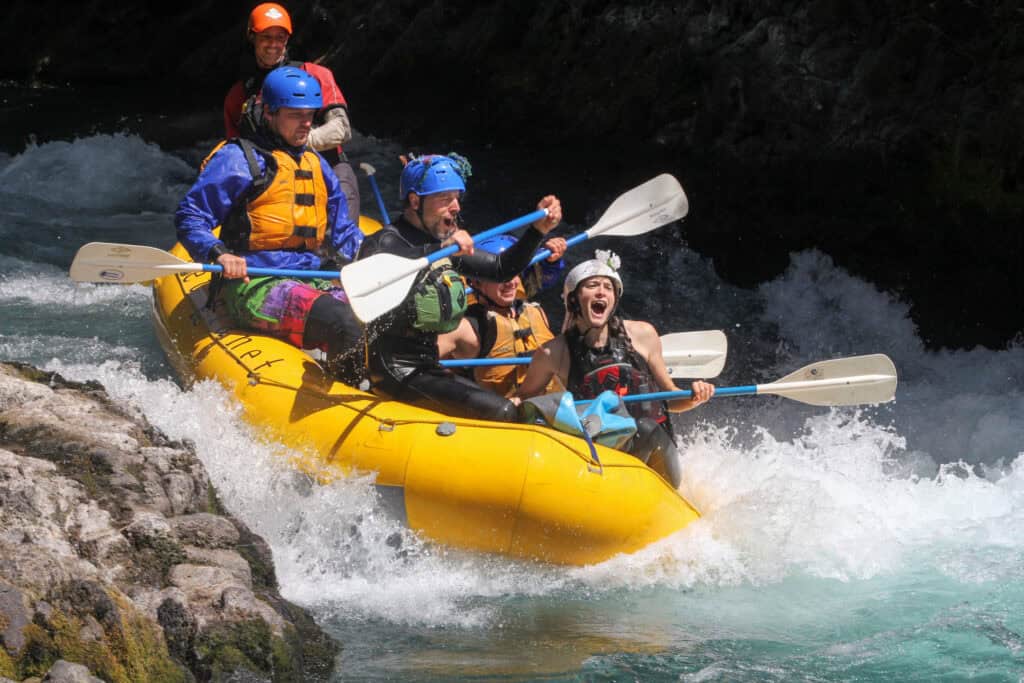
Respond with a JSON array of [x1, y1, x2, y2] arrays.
[[576, 354, 898, 408], [440, 329, 727, 379], [69, 242, 345, 284], [341, 209, 548, 323], [465, 173, 689, 295], [343, 173, 689, 324], [359, 162, 391, 226]]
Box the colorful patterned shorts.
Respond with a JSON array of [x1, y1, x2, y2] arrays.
[[222, 276, 349, 350]]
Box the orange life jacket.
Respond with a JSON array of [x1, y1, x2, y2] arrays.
[[203, 139, 329, 252], [474, 302, 558, 398]]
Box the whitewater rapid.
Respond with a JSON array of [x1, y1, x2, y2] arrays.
[[2, 133, 1022, 680]]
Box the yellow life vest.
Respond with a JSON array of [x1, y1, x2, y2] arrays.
[[474, 302, 558, 398], [204, 140, 329, 252]]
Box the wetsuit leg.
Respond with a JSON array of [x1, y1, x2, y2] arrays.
[[628, 417, 683, 488], [369, 352, 517, 422], [304, 295, 365, 383], [332, 161, 361, 225]]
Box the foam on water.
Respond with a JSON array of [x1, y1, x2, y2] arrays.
[[43, 357, 570, 628], [41, 349, 1024, 632], [758, 249, 1024, 466], [0, 257, 152, 307], [0, 133, 194, 212]]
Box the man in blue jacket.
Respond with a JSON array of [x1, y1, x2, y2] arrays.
[[175, 65, 365, 380]]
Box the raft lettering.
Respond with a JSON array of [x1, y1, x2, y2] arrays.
[[223, 335, 255, 350], [252, 357, 285, 371]]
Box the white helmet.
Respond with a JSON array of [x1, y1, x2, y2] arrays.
[[562, 249, 624, 303]]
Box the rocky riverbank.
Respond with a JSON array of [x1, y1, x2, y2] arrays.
[[0, 363, 337, 682]]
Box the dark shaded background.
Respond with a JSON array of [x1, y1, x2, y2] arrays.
[[3, 0, 1021, 349]]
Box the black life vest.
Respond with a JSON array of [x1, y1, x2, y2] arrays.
[[566, 329, 666, 423]]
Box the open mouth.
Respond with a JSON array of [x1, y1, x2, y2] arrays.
[[590, 300, 609, 316], [441, 216, 457, 233]]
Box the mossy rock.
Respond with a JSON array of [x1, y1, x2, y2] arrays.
[[194, 619, 296, 682], [0, 647, 16, 678], [13, 596, 189, 682]]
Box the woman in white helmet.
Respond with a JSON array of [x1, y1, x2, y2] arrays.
[[517, 250, 714, 487]]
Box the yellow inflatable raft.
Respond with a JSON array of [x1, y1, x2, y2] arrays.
[[150, 219, 701, 565]]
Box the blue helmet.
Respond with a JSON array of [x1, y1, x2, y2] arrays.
[[399, 154, 470, 200], [475, 233, 565, 294], [475, 235, 517, 255], [261, 66, 322, 111]]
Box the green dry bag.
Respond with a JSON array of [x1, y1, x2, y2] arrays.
[[410, 259, 468, 333]]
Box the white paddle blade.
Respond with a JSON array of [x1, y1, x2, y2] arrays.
[[765, 354, 898, 406], [588, 174, 689, 238], [69, 242, 201, 283], [661, 329, 728, 378], [341, 253, 429, 322]]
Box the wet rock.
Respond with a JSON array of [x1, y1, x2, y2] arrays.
[[40, 660, 104, 683], [0, 583, 31, 653], [0, 363, 339, 681], [183, 548, 253, 589], [171, 513, 241, 549]]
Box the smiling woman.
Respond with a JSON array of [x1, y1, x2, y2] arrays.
[[517, 250, 716, 487]]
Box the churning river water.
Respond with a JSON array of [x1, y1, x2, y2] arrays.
[[1, 89, 1022, 681]]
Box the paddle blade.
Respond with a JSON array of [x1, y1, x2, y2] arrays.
[[661, 329, 728, 378], [341, 252, 428, 322], [70, 242, 200, 283], [588, 174, 689, 238], [765, 354, 898, 406]]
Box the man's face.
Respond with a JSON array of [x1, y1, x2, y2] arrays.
[[411, 191, 462, 240], [266, 107, 315, 147], [476, 275, 520, 308], [251, 27, 289, 69]]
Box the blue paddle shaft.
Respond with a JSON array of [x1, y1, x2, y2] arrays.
[[463, 218, 578, 295], [366, 173, 390, 225], [200, 210, 547, 282], [426, 209, 548, 266], [526, 231, 589, 267], [577, 386, 757, 406], [198, 264, 341, 279], [440, 358, 530, 368]]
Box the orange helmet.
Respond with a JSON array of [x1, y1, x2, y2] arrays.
[[248, 3, 292, 34]]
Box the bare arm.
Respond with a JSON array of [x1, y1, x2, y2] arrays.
[[517, 336, 569, 399], [625, 320, 714, 412], [437, 317, 481, 359]]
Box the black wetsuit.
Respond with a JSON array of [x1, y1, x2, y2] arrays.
[[566, 328, 684, 487], [356, 215, 548, 422]]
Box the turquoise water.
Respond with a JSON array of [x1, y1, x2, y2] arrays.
[[1, 126, 1022, 681]]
